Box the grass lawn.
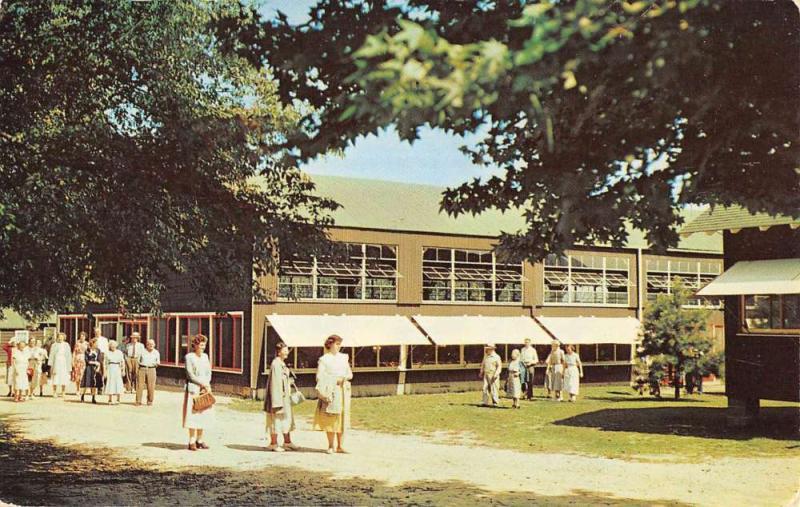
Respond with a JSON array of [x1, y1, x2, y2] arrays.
[[228, 384, 799, 462]]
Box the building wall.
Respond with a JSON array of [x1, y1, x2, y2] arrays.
[[252, 226, 724, 397], [723, 225, 800, 403]]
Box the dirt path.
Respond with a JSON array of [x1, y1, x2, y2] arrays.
[[1, 387, 798, 506]]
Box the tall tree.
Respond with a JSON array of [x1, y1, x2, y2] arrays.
[[640, 280, 712, 400], [0, 0, 336, 317], [215, 0, 799, 261]]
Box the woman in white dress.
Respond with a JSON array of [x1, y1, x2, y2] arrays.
[[183, 334, 213, 451], [263, 341, 297, 452], [28, 339, 48, 398], [48, 332, 72, 397], [11, 341, 31, 402], [506, 349, 523, 409], [544, 340, 566, 401], [313, 334, 353, 454], [103, 340, 126, 404], [563, 344, 584, 402]]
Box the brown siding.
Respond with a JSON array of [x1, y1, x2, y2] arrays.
[[723, 225, 800, 404]]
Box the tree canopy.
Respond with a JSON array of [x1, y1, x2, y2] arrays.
[[0, 0, 336, 317], [216, 0, 800, 261]]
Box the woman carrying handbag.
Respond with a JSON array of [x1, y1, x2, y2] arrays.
[[183, 334, 214, 451], [263, 341, 298, 452]]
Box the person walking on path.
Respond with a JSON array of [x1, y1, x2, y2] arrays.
[[263, 341, 297, 452], [136, 339, 160, 406], [103, 340, 126, 405], [125, 332, 144, 394], [11, 340, 30, 402], [3, 338, 15, 397], [81, 338, 103, 404], [520, 338, 539, 400], [28, 339, 48, 398], [563, 344, 584, 402], [313, 334, 353, 454], [507, 349, 523, 409], [479, 343, 502, 407], [544, 340, 566, 401], [49, 333, 72, 397], [183, 334, 213, 451], [71, 332, 88, 390]]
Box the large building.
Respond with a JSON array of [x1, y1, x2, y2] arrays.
[[57, 176, 724, 397], [683, 206, 799, 424]]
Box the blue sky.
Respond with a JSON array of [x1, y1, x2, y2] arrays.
[[258, 1, 495, 187]]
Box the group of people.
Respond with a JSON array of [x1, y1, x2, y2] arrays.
[[183, 332, 353, 454], [3, 327, 161, 405], [480, 338, 584, 408]]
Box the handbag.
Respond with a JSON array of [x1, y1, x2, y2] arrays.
[[41, 363, 50, 375], [289, 380, 305, 406], [192, 389, 216, 413], [26, 367, 34, 380]]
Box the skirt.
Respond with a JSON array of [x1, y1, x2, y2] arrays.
[[507, 376, 522, 399], [51, 364, 71, 386], [266, 396, 296, 435], [81, 364, 103, 389], [104, 363, 125, 395], [183, 389, 214, 430], [546, 365, 564, 392], [313, 384, 350, 433], [71, 359, 85, 383], [12, 365, 29, 391], [564, 365, 580, 396]]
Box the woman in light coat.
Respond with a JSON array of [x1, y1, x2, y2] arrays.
[[11, 341, 30, 402], [183, 334, 213, 451], [263, 341, 297, 452], [313, 334, 353, 454], [103, 340, 126, 405], [563, 344, 584, 402], [48, 333, 72, 397]]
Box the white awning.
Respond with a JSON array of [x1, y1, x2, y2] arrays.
[[411, 315, 552, 346], [697, 259, 800, 296], [266, 314, 431, 348], [537, 316, 641, 344]]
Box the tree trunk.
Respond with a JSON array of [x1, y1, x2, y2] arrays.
[[674, 361, 681, 400]]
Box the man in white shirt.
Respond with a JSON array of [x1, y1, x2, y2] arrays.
[[136, 339, 160, 406], [125, 332, 145, 393], [94, 327, 109, 355], [520, 338, 539, 400]]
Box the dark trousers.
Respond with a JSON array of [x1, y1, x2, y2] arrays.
[[525, 365, 536, 399]]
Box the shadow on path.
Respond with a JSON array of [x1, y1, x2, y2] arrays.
[[0, 414, 688, 506]]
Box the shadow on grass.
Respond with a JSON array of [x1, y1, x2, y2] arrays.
[[0, 413, 689, 506], [555, 406, 800, 441]]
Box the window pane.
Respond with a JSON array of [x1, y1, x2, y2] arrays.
[[615, 344, 631, 361], [296, 347, 322, 370], [379, 346, 401, 368], [437, 345, 461, 364], [213, 315, 239, 370], [598, 344, 615, 361], [410, 345, 435, 367], [579, 344, 597, 362], [353, 346, 378, 368], [784, 295, 800, 329], [463, 345, 484, 364], [745, 295, 772, 329]]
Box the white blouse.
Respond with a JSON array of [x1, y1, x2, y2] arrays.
[[316, 352, 352, 381]]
